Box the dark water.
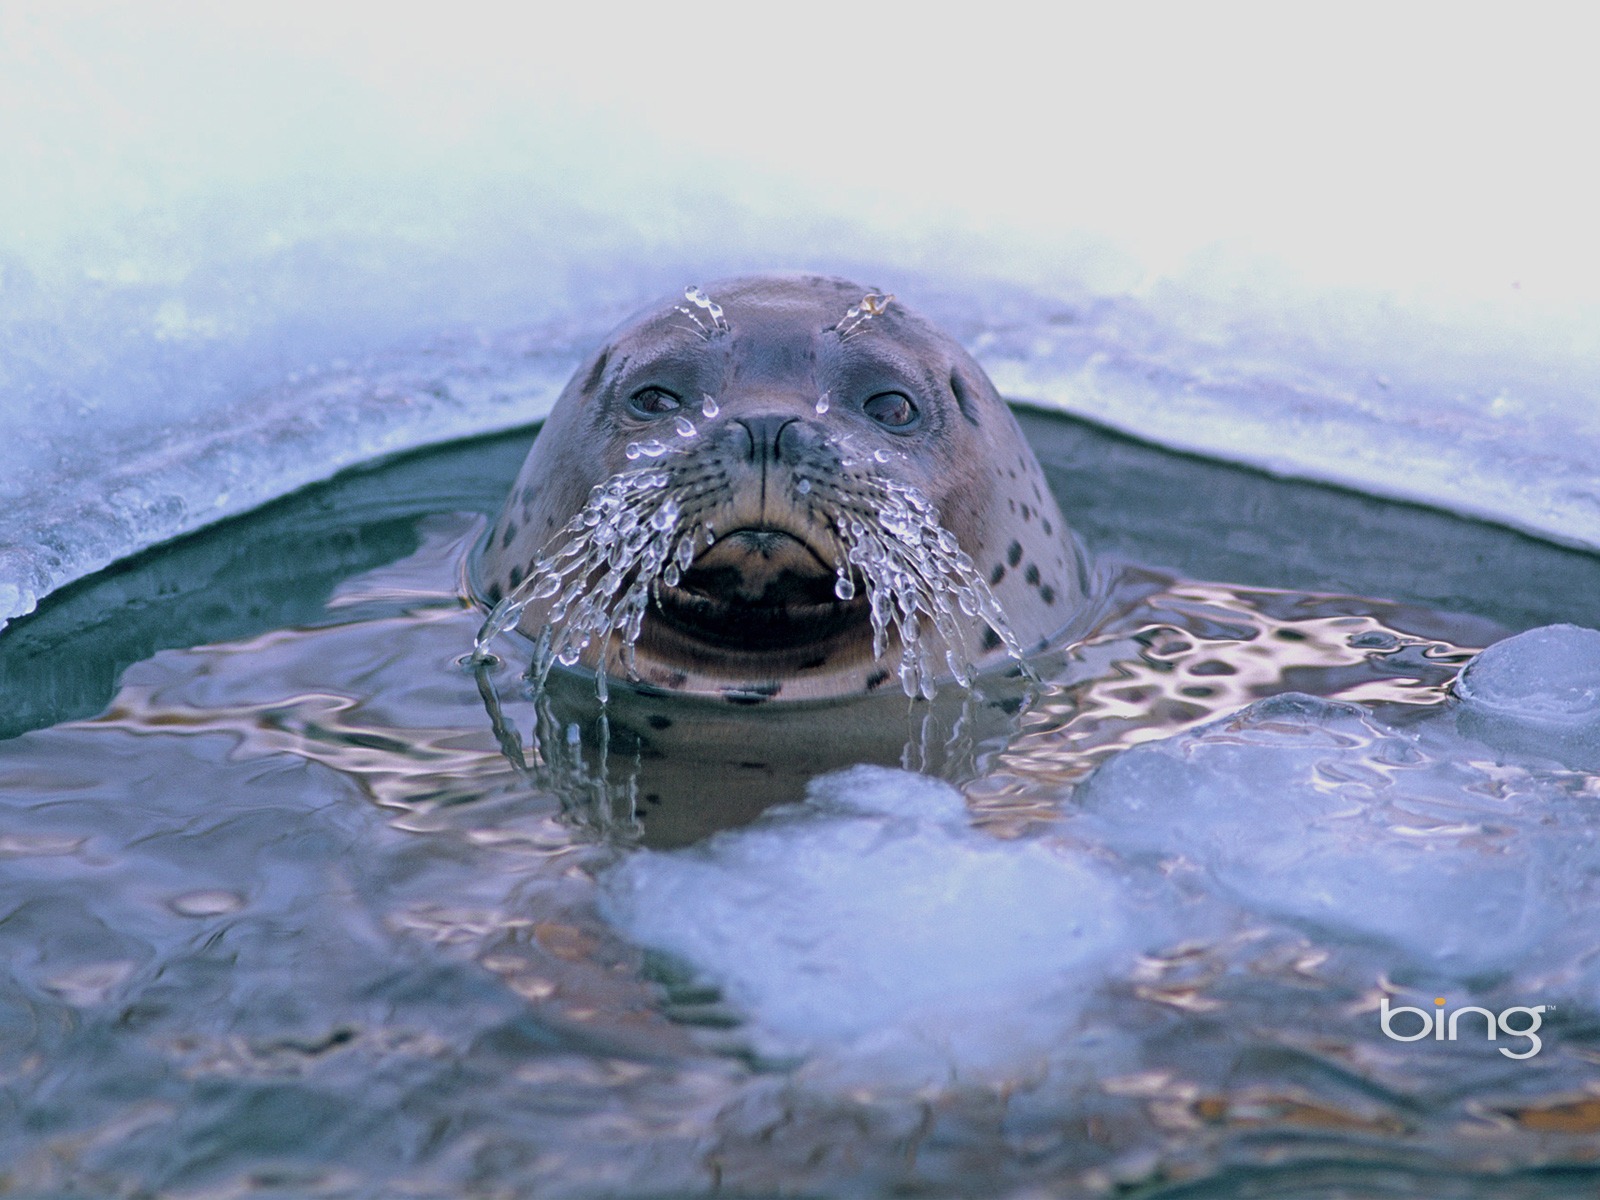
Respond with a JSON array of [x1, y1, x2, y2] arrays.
[[4, 411, 1600, 1198]]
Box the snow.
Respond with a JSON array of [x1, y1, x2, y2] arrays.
[[5, 8, 1600, 633]]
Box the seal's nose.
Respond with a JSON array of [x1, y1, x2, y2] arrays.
[[734, 414, 801, 463]]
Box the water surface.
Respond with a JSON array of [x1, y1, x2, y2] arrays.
[[4, 411, 1600, 1198]]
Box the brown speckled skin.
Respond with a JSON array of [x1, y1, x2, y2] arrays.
[[479, 275, 1081, 703]]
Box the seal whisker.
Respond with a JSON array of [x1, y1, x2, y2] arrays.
[[473, 454, 700, 679], [817, 470, 1033, 697], [833, 291, 894, 341], [478, 437, 1024, 700], [477, 275, 1081, 704], [680, 285, 731, 335]]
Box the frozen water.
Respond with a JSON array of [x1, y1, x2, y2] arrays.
[[1456, 623, 1600, 725], [4, 11, 1600, 633], [475, 443, 1024, 700], [607, 628, 1600, 1070], [1070, 628, 1600, 991], [1078, 692, 1558, 979], [676, 285, 730, 338], [601, 765, 1141, 1082], [1453, 623, 1600, 772], [833, 291, 894, 339], [6, 13, 1600, 1195], [832, 476, 1030, 696], [473, 455, 714, 685]]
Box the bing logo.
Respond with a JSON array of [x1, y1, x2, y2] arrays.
[[1379, 995, 1546, 1059]]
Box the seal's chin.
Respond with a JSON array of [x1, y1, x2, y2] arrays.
[[652, 526, 867, 654]]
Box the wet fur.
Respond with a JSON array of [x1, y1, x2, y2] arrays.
[[479, 274, 1082, 703]]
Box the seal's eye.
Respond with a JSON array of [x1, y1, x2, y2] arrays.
[[628, 386, 682, 417], [863, 391, 919, 429]]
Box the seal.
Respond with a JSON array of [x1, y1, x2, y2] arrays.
[[476, 274, 1083, 704]]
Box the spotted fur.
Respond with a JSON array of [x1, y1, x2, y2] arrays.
[[478, 274, 1082, 702]]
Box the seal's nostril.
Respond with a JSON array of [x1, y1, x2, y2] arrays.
[[734, 415, 801, 463]]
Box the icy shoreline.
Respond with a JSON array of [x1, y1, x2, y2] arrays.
[[6, 273, 1598, 636], [7, 9, 1599, 634]]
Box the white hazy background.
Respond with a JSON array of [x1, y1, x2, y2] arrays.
[[8, 6, 1598, 299], [2, 4, 1598, 626]]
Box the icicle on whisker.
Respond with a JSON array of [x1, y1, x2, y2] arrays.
[[834, 291, 894, 341], [832, 475, 1035, 699], [471, 455, 707, 698]]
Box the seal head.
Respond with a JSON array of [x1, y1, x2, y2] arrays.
[[478, 275, 1082, 703]]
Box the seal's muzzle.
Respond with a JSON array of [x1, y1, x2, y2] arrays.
[[477, 274, 1084, 701]]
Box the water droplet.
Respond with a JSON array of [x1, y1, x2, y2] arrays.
[[818, 470, 1032, 699], [674, 416, 696, 438], [624, 442, 642, 460], [169, 889, 245, 917], [815, 391, 831, 415], [683, 285, 728, 331], [473, 450, 1018, 707], [701, 394, 720, 418]]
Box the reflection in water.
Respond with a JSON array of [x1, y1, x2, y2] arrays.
[[974, 577, 1478, 826], [3, 510, 1600, 1198], [473, 651, 1029, 848]]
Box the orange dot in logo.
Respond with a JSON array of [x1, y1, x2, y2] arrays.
[[1434, 997, 1446, 1006]]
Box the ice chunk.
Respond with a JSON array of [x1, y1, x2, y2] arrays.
[[802, 763, 971, 822], [0, 581, 35, 626], [1456, 624, 1600, 725], [601, 766, 1140, 1080], [1077, 694, 1554, 979]]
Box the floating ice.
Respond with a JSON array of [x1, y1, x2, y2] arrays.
[[602, 766, 1139, 1080], [1077, 692, 1564, 980], [1452, 623, 1600, 774], [601, 673, 1600, 1090], [1455, 624, 1600, 725]]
